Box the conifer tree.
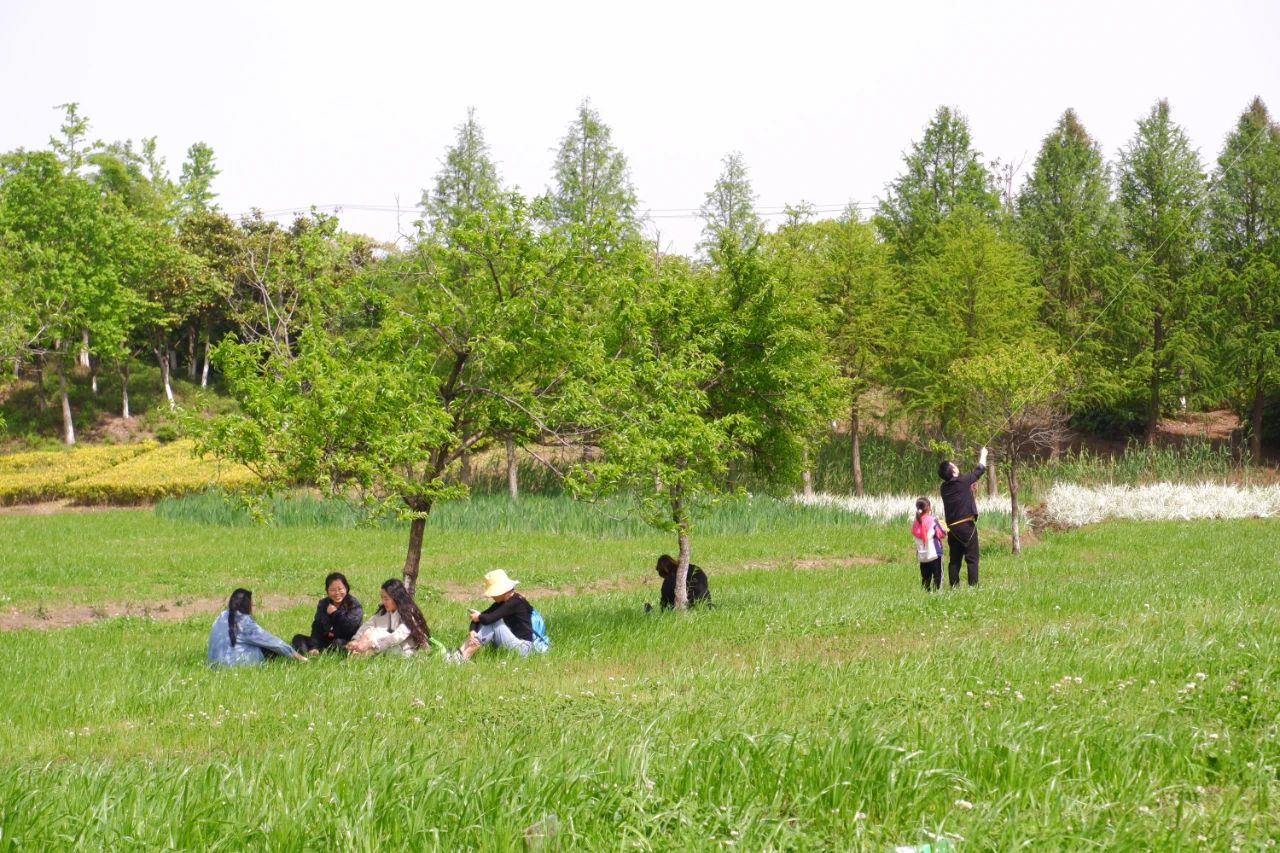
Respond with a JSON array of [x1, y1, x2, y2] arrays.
[[1207, 97, 1280, 458], [876, 106, 1000, 261], [1116, 100, 1207, 443]]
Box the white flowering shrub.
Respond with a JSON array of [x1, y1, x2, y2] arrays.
[[792, 492, 1021, 523], [1042, 482, 1280, 528]]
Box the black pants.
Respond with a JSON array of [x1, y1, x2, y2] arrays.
[[919, 558, 942, 591], [292, 633, 348, 654], [947, 521, 979, 587]]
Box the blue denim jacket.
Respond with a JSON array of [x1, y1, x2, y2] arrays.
[[207, 610, 295, 667]]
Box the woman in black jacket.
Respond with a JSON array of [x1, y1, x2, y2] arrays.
[[292, 572, 364, 655]]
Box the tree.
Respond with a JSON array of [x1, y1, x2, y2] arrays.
[[803, 209, 899, 495], [1116, 100, 1208, 444], [421, 108, 501, 235], [89, 136, 195, 412], [698, 152, 762, 258], [0, 150, 119, 443], [548, 99, 639, 254], [571, 158, 841, 609], [1206, 97, 1280, 459], [178, 142, 220, 218], [204, 190, 588, 594], [892, 207, 1043, 439], [950, 345, 1070, 554], [176, 211, 241, 387], [1017, 110, 1124, 340], [876, 106, 1000, 261]]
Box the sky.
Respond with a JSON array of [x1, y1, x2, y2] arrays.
[[2, 0, 1277, 254]]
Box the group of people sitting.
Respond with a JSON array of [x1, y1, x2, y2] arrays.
[[207, 555, 715, 668], [206, 568, 547, 667]]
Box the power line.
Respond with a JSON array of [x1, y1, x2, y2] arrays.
[[228, 201, 882, 221]]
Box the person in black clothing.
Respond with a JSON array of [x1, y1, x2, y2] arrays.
[[453, 569, 537, 661], [646, 554, 712, 611], [938, 446, 987, 588], [291, 572, 363, 655]]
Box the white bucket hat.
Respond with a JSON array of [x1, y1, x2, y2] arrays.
[[482, 569, 518, 598]]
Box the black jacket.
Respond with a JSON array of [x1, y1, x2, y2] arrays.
[[660, 564, 711, 609], [940, 464, 986, 525], [475, 593, 534, 641], [309, 595, 364, 647]]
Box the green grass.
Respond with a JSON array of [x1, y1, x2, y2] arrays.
[[0, 505, 1277, 850]]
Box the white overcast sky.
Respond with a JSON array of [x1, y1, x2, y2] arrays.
[[3, 0, 1277, 253]]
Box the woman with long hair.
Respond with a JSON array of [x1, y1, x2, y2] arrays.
[[347, 579, 430, 656], [207, 588, 308, 667], [291, 572, 364, 655]]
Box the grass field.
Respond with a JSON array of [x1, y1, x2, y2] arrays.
[[0, 499, 1277, 850]]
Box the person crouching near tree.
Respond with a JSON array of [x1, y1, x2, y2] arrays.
[[938, 446, 987, 587], [208, 588, 308, 667], [450, 569, 538, 661], [911, 497, 947, 591], [646, 554, 712, 611], [347, 579, 429, 656], [292, 571, 363, 655]]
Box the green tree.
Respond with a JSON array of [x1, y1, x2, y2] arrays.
[[950, 345, 1070, 554], [548, 99, 639, 254], [876, 106, 1000, 261], [1116, 100, 1207, 443], [895, 207, 1043, 440], [205, 191, 587, 594], [421, 108, 501, 236], [1207, 97, 1280, 459], [768, 206, 899, 496], [0, 150, 119, 443], [698, 152, 762, 258], [571, 158, 841, 608], [178, 142, 220, 218], [1016, 110, 1123, 340]]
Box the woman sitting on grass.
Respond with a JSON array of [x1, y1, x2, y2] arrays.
[[449, 569, 541, 661], [347, 579, 430, 656], [207, 588, 308, 667], [291, 572, 363, 655]]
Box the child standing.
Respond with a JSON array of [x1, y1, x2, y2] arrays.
[[912, 497, 947, 591]]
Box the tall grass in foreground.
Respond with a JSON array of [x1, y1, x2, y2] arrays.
[[0, 518, 1276, 849]]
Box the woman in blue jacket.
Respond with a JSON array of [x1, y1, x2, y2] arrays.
[[207, 588, 308, 667]]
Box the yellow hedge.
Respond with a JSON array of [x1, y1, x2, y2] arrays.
[[0, 444, 152, 505], [63, 440, 259, 504]]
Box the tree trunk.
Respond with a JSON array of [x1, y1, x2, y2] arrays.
[[506, 435, 519, 499], [672, 495, 690, 610], [157, 344, 175, 408], [79, 328, 91, 368], [1145, 316, 1163, 446], [1008, 461, 1021, 556], [402, 511, 429, 596], [850, 402, 864, 497], [187, 327, 198, 379], [34, 355, 47, 410], [986, 455, 997, 498], [1250, 373, 1264, 463], [121, 362, 131, 419], [56, 353, 75, 445], [801, 446, 814, 498], [200, 322, 212, 388]]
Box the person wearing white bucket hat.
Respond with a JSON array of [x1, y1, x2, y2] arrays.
[[449, 569, 543, 662]]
